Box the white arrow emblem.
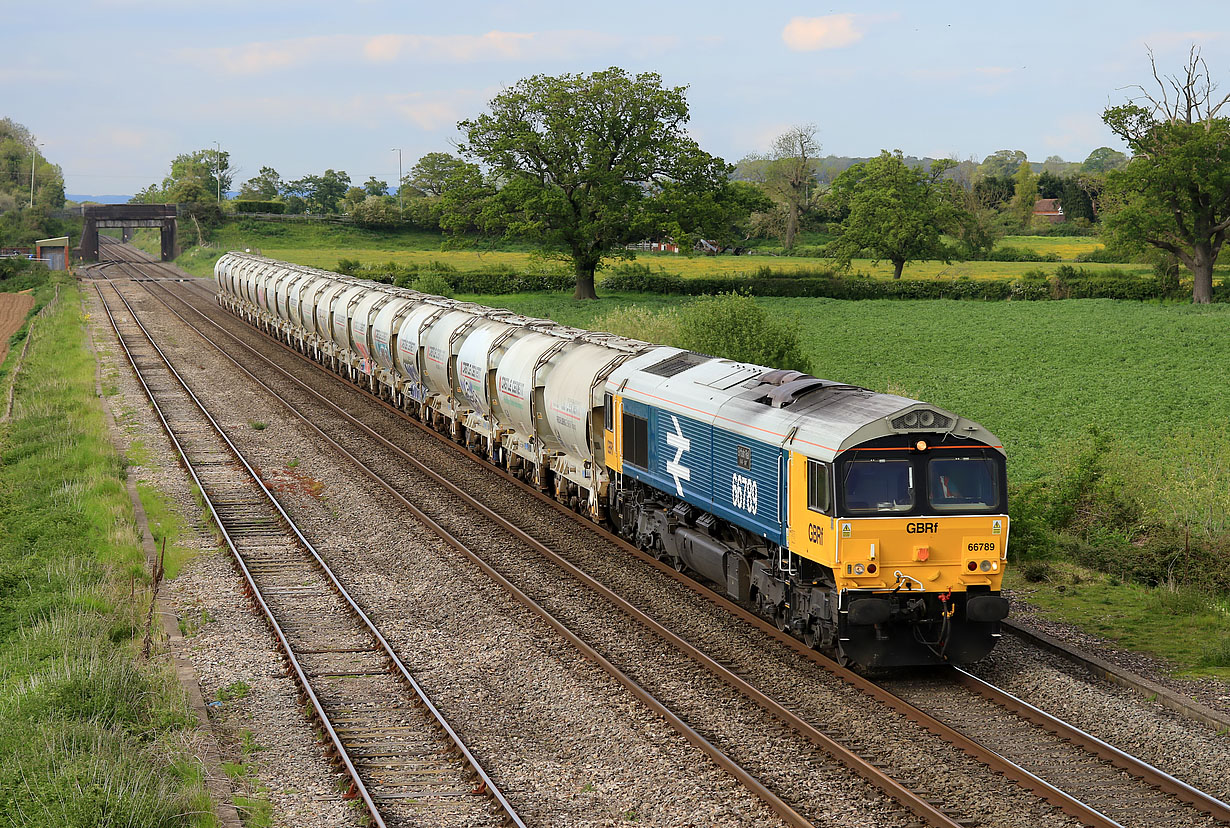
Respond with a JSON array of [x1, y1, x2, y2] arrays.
[[665, 414, 691, 496]]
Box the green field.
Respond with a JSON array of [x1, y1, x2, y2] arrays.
[[148, 221, 1163, 282]]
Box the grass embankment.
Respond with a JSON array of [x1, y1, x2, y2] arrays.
[[0, 279, 216, 826], [1005, 566, 1230, 679]]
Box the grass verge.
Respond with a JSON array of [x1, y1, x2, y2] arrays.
[[1006, 564, 1230, 678], [0, 278, 216, 827]]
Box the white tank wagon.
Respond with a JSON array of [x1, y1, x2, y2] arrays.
[[214, 252, 1011, 667], [214, 252, 652, 516]]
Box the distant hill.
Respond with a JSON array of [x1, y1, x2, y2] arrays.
[[66, 194, 132, 204]]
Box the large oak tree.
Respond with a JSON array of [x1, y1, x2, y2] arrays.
[[825, 150, 954, 279], [457, 67, 731, 299], [1100, 47, 1230, 304]]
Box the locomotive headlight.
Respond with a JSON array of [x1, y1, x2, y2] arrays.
[[854, 564, 865, 575], [979, 559, 992, 572]]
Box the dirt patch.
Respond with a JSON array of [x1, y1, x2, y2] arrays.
[[0, 292, 36, 364]]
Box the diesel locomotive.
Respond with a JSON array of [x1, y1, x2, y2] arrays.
[[215, 252, 1010, 668]]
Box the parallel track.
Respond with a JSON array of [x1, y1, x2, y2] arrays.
[[91, 263, 523, 828], [100, 242, 1230, 828], [97, 249, 966, 828]]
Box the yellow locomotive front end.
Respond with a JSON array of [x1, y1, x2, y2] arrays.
[[785, 438, 1009, 667]]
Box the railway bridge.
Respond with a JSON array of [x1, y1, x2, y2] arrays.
[[80, 204, 177, 262]]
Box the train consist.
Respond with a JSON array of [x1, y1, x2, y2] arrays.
[[215, 252, 1010, 667]]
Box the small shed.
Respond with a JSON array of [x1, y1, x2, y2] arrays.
[[35, 236, 70, 270]]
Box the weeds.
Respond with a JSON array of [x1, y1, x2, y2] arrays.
[[0, 282, 214, 825]]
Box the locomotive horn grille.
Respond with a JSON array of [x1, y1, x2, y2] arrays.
[[890, 409, 953, 430]]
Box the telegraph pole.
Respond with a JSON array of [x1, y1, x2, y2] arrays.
[[214, 141, 223, 203], [391, 148, 403, 211], [28, 144, 40, 207]]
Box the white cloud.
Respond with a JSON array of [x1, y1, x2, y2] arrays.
[[781, 14, 866, 52], [363, 31, 539, 62], [185, 29, 663, 75]]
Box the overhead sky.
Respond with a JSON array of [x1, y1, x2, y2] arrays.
[[7, 1, 1225, 196]]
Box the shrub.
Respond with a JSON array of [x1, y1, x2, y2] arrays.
[[590, 305, 681, 346], [676, 292, 811, 373], [986, 245, 1060, 263], [232, 200, 284, 214], [1021, 560, 1054, 582], [413, 272, 454, 298]]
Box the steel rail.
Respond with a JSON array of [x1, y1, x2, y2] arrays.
[[91, 273, 525, 828], [162, 258, 1229, 828], [950, 666, 1230, 824], [124, 256, 971, 827]]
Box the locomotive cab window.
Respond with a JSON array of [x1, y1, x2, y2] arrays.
[[806, 459, 830, 514], [928, 456, 999, 512], [604, 394, 613, 431], [842, 458, 914, 514], [622, 410, 649, 469]]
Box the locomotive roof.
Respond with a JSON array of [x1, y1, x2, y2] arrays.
[[610, 347, 1002, 461]]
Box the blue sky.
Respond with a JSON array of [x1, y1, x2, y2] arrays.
[[6, 1, 1225, 195]]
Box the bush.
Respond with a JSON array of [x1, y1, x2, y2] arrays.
[[1021, 560, 1054, 582], [232, 200, 284, 214], [0, 257, 49, 293], [590, 305, 681, 346], [1047, 265, 1183, 300], [1074, 246, 1127, 263], [676, 292, 811, 373], [412, 272, 454, 298], [986, 245, 1060, 263]]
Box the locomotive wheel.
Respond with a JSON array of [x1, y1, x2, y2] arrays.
[[803, 624, 819, 649], [774, 605, 791, 633]]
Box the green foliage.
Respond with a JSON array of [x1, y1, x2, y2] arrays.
[[133, 147, 231, 205], [826, 150, 954, 279], [985, 245, 1059, 263], [285, 169, 351, 214], [676, 292, 810, 372], [1081, 146, 1129, 173], [977, 149, 1028, 180], [237, 166, 282, 200], [1010, 161, 1038, 229], [458, 67, 735, 298], [0, 256, 50, 292], [590, 304, 681, 346], [412, 272, 454, 298], [233, 200, 284, 214]]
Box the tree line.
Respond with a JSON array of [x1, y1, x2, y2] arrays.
[[133, 49, 1228, 303]]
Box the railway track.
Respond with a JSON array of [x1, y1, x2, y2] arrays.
[[97, 243, 1230, 828], [97, 251, 975, 827], [90, 262, 523, 828]]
